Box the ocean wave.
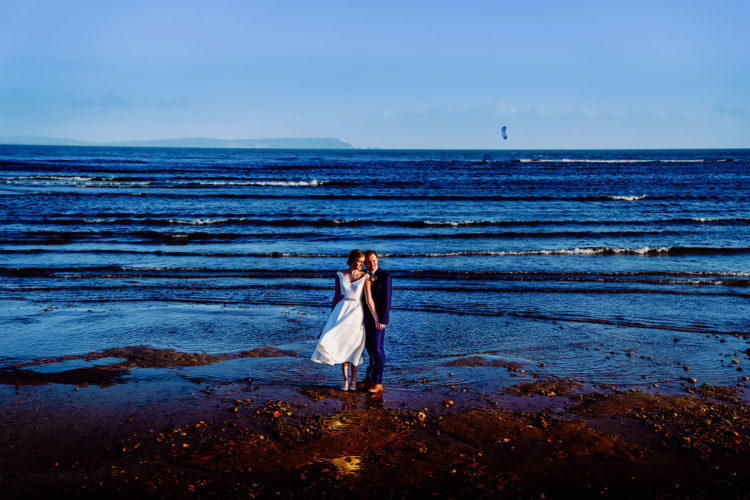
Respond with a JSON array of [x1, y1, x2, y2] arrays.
[[171, 179, 326, 187], [9, 191, 719, 202], [1, 175, 328, 188], [411, 217, 750, 227], [609, 195, 646, 201], [168, 218, 232, 225], [1, 243, 749, 257], [0, 227, 689, 245], [9, 216, 750, 228], [3, 265, 748, 282], [423, 220, 491, 226], [2, 178, 154, 188], [387, 247, 750, 257], [518, 158, 705, 164], [3, 175, 97, 181], [376, 230, 681, 240]]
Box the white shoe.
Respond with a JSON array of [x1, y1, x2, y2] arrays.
[[349, 381, 357, 391], [341, 381, 349, 391]]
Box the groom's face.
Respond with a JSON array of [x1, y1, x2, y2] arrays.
[[365, 254, 378, 273]]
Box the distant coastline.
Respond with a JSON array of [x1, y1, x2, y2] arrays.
[[0, 136, 354, 149]]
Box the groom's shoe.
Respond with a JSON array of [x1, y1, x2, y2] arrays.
[[367, 384, 383, 394], [356, 381, 372, 390]]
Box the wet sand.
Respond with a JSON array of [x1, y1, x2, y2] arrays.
[[1, 346, 749, 498]]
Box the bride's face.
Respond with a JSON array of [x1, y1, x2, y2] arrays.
[[351, 257, 365, 271]]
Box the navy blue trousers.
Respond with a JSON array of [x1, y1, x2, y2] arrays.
[[364, 324, 386, 385]]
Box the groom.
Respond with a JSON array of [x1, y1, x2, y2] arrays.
[[358, 250, 392, 394]]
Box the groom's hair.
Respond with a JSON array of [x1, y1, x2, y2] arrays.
[[364, 250, 378, 258]]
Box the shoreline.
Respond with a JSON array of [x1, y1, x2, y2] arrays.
[[2, 346, 749, 498]]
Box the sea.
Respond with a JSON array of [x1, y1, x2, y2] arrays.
[[1, 145, 749, 396]]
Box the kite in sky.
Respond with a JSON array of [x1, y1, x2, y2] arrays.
[[501, 126, 508, 140]]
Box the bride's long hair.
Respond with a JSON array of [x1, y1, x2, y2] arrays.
[[346, 249, 365, 267]]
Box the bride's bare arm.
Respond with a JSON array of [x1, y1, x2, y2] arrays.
[[364, 279, 379, 324], [332, 274, 343, 309]]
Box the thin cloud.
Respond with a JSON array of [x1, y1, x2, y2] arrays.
[[68, 95, 189, 109], [69, 94, 131, 108], [711, 104, 748, 119]]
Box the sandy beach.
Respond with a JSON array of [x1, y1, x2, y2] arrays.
[[2, 345, 749, 498]]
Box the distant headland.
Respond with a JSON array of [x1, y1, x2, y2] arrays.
[[0, 136, 354, 149]]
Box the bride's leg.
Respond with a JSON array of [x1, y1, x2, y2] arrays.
[[340, 362, 349, 390]]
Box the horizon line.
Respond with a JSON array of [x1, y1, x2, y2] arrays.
[[0, 135, 747, 151]]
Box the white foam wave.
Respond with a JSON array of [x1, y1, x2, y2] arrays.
[[173, 179, 324, 187], [690, 217, 737, 223], [8, 175, 98, 181], [333, 219, 363, 224], [423, 220, 487, 226], [658, 160, 705, 163], [169, 218, 232, 225], [519, 159, 705, 164], [389, 247, 673, 257], [119, 266, 201, 271], [533, 247, 670, 256], [610, 195, 647, 201], [677, 272, 750, 277], [628, 247, 672, 255], [2, 178, 152, 187]]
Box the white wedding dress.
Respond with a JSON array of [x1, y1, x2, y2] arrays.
[[311, 271, 368, 365]]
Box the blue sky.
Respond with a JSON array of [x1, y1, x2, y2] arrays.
[[1, 1, 748, 149]]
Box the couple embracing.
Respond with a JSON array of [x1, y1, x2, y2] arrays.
[[311, 249, 392, 393]]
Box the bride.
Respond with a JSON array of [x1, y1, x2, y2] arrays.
[[311, 249, 380, 391]]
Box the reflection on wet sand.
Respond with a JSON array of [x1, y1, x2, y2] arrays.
[[0, 345, 297, 386], [1, 344, 749, 497]]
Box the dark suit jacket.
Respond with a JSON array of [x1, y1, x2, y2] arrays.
[[362, 268, 392, 327]]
